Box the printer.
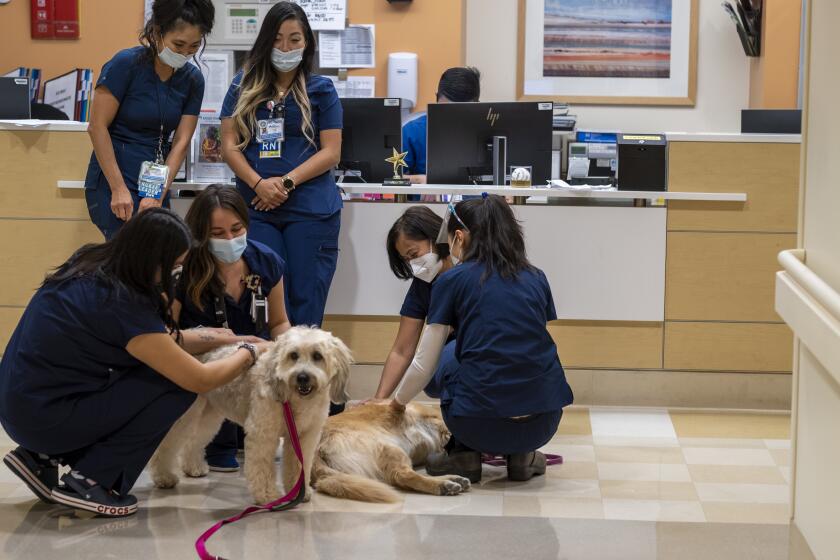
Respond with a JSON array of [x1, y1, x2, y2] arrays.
[[566, 131, 618, 185]]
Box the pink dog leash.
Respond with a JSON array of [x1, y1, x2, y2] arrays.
[[195, 401, 305, 560], [481, 453, 563, 467]]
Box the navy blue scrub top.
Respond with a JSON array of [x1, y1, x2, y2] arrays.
[[84, 46, 205, 192], [0, 276, 166, 431], [402, 114, 427, 176], [219, 72, 343, 221], [400, 277, 433, 320], [428, 262, 574, 418], [176, 240, 285, 340]]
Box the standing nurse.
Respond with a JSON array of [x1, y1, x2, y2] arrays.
[[85, 0, 214, 239], [219, 1, 343, 329]]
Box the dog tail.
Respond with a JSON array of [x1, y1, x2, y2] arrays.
[[312, 455, 401, 503]]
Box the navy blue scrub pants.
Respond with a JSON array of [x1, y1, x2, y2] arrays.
[[85, 185, 171, 241], [247, 210, 340, 327], [1, 366, 195, 496], [441, 407, 563, 456]]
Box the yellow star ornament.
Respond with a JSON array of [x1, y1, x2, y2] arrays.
[[385, 147, 409, 179]]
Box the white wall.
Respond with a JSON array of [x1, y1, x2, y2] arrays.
[[465, 0, 751, 133]]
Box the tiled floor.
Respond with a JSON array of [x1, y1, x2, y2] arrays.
[[0, 407, 794, 559]]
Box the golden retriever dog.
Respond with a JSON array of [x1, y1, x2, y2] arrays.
[[148, 326, 352, 504], [312, 402, 472, 502]]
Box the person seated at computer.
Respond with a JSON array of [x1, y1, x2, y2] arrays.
[[403, 67, 481, 185]]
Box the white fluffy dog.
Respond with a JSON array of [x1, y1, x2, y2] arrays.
[[149, 326, 352, 504]]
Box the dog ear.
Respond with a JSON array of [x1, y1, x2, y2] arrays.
[[255, 339, 289, 403], [325, 334, 353, 404]]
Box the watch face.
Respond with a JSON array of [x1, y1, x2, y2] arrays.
[[283, 178, 294, 190]]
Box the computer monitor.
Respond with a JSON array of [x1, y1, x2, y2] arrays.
[[339, 98, 402, 183], [0, 77, 32, 119], [426, 101, 554, 185]]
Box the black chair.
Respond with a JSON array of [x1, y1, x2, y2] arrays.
[[30, 102, 70, 120]]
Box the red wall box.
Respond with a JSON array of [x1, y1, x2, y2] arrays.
[[31, 0, 80, 39]]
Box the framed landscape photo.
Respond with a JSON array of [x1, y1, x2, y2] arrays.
[[517, 0, 698, 105]]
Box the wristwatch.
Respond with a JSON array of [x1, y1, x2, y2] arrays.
[[282, 175, 296, 192], [237, 342, 258, 367]]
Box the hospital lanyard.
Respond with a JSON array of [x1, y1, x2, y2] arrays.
[[212, 276, 267, 332], [153, 77, 174, 164]]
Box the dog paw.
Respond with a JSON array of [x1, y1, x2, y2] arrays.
[[182, 461, 210, 478], [438, 480, 465, 496], [151, 472, 179, 489], [253, 489, 283, 505], [445, 475, 472, 492]]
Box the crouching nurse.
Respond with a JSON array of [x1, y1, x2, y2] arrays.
[[0, 209, 270, 517], [390, 195, 574, 484]]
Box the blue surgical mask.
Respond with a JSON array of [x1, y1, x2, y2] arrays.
[[209, 233, 247, 264], [271, 47, 304, 73], [158, 46, 190, 70]]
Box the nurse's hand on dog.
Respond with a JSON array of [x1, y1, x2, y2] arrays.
[[252, 177, 288, 211]]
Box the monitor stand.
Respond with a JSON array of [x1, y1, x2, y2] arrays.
[[491, 135, 508, 186]]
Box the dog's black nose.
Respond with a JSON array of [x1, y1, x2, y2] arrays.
[[296, 372, 311, 386]]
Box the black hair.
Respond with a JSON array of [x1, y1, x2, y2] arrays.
[[44, 208, 193, 339], [448, 195, 531, 279], [387, 206, 450, 280], [247, 2, 316, 80], [139, 0, 215, 64], [436, 67, 481, 102]]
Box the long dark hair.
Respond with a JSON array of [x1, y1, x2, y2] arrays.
[[139, 0, 215, 64], [387, 206, 450, 280], [448, 195, 531, 279], [231, 1, 317, 149], [182, 184, 250, 308], [45, 208, 192, 337]]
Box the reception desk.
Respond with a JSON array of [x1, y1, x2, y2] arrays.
[[0, 122, 801, 409]]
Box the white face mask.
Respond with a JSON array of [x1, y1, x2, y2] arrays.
[[272, 47, 304, 72], [158, 46, 190, 70], [209, 233, 247, 264], [409, 251, 442, 283], [449, 236, 463, 266]]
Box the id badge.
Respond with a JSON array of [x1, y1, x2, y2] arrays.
[[259, 140, 282, 159], [251, 293, 268, 331], [137, 161, 169, 199], [256, 118, 284, 143]]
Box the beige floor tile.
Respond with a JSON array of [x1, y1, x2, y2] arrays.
[[669, 411, 791, 439], [401, 493, 504, 516], [310, 493, 402, 514], [779, 467, 791, 484], [548, 434, 594, 446], [540, 443, 595, 463], [600, 480, 698, 501], [545, 461, 598, 480], [702, 502, 790, 524], [597, 463, 691, 482], [503, 495, 604, 519], [504, 477, 601, 499], [769, 448, 791, 467], [554, 408, 592, 436], [764, 439, 791, 449], [602, 499, 705, 522], [678, 437, 767, 449], [595, 446, 685, 464], [593, 436, 679, 448], [688, 465, 787, 485], [695, 482, 789, 504], [682, 447, 775, 467]]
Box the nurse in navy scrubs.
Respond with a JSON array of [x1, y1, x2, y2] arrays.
[[174, 185, 291, 472], [390, 195, 574, 484], [85, 0, 214, 239], [219, 2, 342, 330], [0, 209, 270, 517], [373, 206, 457, 399]]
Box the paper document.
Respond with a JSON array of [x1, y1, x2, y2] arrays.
[[327, 76, 375, 98], [43, 70, 79, 120], [319, 25, 375, 69], [548, 179, 616, 191], [291, 0, 346, 31], [196, 52, 233, 112]]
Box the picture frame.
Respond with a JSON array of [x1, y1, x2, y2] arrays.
[[517, 0, 699, 106]]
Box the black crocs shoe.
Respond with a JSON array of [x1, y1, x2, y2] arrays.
[[506, 451, 547, 481], [51, 471, 138, 517], [3, 447, 58, 504], [426, 450, 482, 483]]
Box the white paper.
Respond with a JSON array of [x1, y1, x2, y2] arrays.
[[318, 25, 375, 69], [326, 75, 375, 98], [291, 0, 346, 31], [144, 0, 153, 24], [43, 71, 79, 120], [192, 113, 234, 183], [195, 51, 233, 112]]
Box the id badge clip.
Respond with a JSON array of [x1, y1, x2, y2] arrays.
[[251, 292, 268, 332], [138, 161, 169, 199]]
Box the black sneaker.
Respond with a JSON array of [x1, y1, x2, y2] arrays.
[[426, 450, 482, 483], [3, 447, 58, 504], [506, 451, 547, 481], [51, 471, 138, 517]]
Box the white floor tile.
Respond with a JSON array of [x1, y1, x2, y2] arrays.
[[401, 493, 504, 516], [603, 499, 705, 522], [589, 408, 677, 439], [593, 436, 680, 448], [694, 483, 790, 504], [779, 467, 791, 484], [504, 478, 601, 499], [597, 462, 691, 483], [764, 439, 791, 450], [682, 447, 776, 467], [539, 443, 595, 463]]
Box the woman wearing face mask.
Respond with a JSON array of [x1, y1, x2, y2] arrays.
[[389, 196, 574, 485], [174, 185, 292, 472], [373, 207, 457, 400], [84, 0, 214, 240], [219, 1, 342, 334], [0, 209, 271, 517]]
